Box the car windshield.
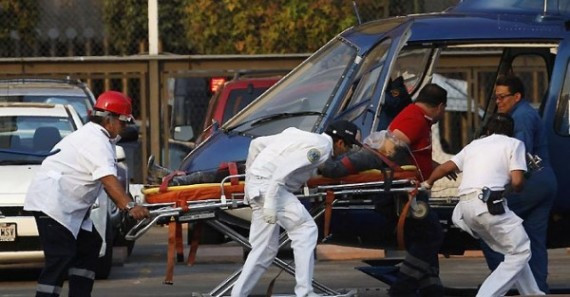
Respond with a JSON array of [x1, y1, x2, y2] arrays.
[[0, 115, 74, 164], [225, 39, 357, 136], [0, 95, 92, 123]]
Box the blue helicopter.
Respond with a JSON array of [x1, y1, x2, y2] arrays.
[[177, 0, 570, 268]]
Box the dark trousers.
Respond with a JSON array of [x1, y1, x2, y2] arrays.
[[33, 212, 102, 297], [389, 194, 444, 297]]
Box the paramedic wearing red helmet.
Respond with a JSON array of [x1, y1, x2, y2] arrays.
[[24, 91, 149, 297]]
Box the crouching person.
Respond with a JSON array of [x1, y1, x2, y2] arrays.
[[422, 113, 544, 297], [231, 120, 359, 297]]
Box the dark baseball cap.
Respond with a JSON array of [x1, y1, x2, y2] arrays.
[[325, 120, 361, 146]]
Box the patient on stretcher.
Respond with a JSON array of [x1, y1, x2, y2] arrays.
[[147, 155, 246, 186], [147, 130, 417, 188], [318, 130, 416, 178]]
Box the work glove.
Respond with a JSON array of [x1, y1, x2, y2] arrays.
[[263, 207, 277, 224], [421, 181, 432, 190]]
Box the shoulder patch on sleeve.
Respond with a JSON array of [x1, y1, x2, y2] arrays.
[[307, 148, 321, 163]]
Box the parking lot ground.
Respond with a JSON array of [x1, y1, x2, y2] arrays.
[[2, 225, 570, 297]]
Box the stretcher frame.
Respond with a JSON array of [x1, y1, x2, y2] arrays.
[[126, 173, 423, 297]]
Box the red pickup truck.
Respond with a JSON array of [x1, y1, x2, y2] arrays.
[[196, 76, 280, 143]]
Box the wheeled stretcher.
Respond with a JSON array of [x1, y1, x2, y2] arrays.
[[126, 166, 425, 296]]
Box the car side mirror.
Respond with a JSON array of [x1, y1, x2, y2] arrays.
[[173, 125, 194, 142], [116, 145, 126, 163]]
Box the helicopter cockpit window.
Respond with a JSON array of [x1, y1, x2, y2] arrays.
[[389, 47, 432, 96], [339, 38, 391, 120], [433, 46, 501, 154], [373, 47, 433, 131], [226, 39, 357, 136], [511, 55, 549, 112], [555, 62, 570, 136]]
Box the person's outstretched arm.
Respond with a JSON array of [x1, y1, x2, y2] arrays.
[[423, 160, 459, 188]]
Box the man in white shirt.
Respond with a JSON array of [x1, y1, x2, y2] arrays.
[[24, 91, 149, 297], [422, 113, 543, 297], [231, 120, 360, 297]]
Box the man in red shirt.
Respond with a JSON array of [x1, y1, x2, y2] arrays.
[[387, 83, 448, 297], [389, 83, 448, 180]]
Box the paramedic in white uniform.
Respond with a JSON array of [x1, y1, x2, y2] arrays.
[[422, 113, 543, 297], [231, 120, 360, 297], [24, 91, 149, 297]]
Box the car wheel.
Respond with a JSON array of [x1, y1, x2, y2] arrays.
[[95, 218, 114, 280]]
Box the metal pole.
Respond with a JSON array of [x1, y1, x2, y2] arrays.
[[148, 0, 161, 162], [148, 0, 159, 55]]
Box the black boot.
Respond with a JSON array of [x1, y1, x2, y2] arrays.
[[146, 155, 172, 184]]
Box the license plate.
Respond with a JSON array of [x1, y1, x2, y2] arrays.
[[0, 223, 17, 242]]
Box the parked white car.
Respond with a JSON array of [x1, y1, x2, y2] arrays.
[[0, 102, 125, 278]]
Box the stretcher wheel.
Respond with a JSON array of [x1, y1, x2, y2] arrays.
[[410, 200, 429, 219]]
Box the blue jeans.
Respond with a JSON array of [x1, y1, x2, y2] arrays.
[[481, 166, 556, 293]]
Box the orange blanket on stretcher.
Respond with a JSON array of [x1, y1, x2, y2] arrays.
[[143, 182, 246, 204], [143, 166, 419, 204]]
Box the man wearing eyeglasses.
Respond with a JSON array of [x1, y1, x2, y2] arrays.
[[481, 75, 557, 293], [24, 91, 150, 297]]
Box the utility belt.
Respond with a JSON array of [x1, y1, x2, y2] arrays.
[[478, 187, 505, 215]]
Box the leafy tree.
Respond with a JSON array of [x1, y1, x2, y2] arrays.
[[159, 0, 188, 54], [0, 0, 39, 57], [184, 0, 235, 54], [102, 0, 392, 55], [103, 0, 147, 55], [184, 0, 378, 54], [103, 0, 188, 55]]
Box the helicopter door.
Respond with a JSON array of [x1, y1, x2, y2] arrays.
[[369, 22, 412, 138], [335, 22, 413, 140], [481, 47, 554, 123], [545, 35, 570, 212]]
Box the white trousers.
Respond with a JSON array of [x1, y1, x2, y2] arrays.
[[453, 193, 544, 297], [231, 193, 318, 297]]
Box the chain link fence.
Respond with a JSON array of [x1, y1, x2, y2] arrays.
[[1, 0, 459, 58], [0, 0, 458, 123]]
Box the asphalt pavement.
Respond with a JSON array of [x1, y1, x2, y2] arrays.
[[2, 225, 570, 297]]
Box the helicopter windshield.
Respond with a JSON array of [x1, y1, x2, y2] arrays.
[[225, 39, 358, 136]]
